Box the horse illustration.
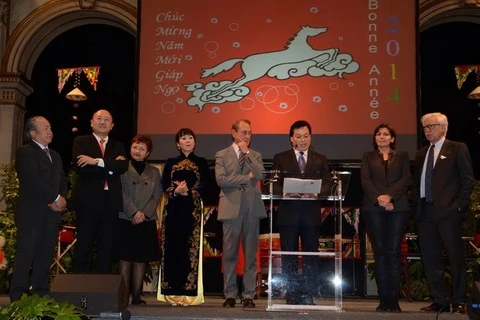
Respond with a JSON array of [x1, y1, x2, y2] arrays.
[[185, 25, 360, 110]]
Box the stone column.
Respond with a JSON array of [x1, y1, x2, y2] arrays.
[[0, 0, 10, 66], [0, 73, 32, 164]]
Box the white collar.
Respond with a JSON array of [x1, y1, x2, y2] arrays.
[[93, 133, 109, 143]]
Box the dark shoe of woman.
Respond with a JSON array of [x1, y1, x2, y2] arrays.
[[131, 297, 146, 305], [376, 300, 388, 312], [386, 299, 401, 312]]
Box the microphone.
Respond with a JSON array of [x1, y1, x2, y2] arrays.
[[328, 165, 343, 198], [274, 144, 297, 171], [272, 145, 297, 180], [99, 310, 131, 320]]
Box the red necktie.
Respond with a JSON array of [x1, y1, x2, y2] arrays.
[[99, 139, 108, 189]]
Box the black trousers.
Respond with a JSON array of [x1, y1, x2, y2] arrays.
[[362, 209, 409, 299], [278, 222, 321, 298], [415, 202, 466, 304], [73, 191, 117, 273], [9, 218, 59, 301]]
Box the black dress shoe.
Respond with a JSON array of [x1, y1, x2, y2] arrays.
[[376, 300, 388, 312], [223, 298, 236, 308], [285, 293, 299, 305], [300, 295, 315, 305], [420, 302, 450, 313], [451, 303, 466, 314], [387, 300, 401, 313], [131, 297, 146, 305], [243, 298, 255, 309]]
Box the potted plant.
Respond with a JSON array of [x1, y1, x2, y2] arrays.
[[0, 294, 86, 320], [0, 162, 19, 291], [470, 181, 480, 245]]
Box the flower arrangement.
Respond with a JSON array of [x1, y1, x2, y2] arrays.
[[0, 235, 6, 270]]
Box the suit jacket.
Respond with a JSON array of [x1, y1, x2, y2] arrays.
[[272, 148, 331, 226], [119, 161, 162, 221], [360, 150, 410, 212], [215, 145, 266, 220], [71, 134, 128, 212], [15, 141, 67, 224], [412, 139, 474, 219]]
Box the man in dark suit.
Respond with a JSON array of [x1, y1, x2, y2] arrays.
[[413, 112, 474, 314], [9, 116, 67, 301], [215, 119, 266, 309], [272, 120, 331, 305], [71, 109, 128, 273]]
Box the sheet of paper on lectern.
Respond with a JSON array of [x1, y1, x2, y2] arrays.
[[283, 178, 322, 194]]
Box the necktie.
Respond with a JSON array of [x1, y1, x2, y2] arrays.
[[43, 148, 52, 162], [298, 151, 306, 173], [99, 139, 108, 189], [99, 139, 106, 156], [425, 144, 435, 201], [238, 149, 245, 170]]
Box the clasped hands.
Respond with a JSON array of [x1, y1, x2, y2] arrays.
[[76, 154, 126, 167], [132, 211, 146, 225], [377, 194, 394, 211], [174, 180, 188, 196], [49, 196, 67, 212]]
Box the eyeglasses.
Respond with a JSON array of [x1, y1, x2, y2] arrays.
[[131, 146, 147, 152], [422, 123, 443, 130], [237, 130, 252, 136]]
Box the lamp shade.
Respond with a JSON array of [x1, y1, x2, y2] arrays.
[[66, 88, 87, 101], [468, 86, 480, 99]]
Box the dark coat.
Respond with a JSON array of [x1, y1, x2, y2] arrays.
[[15, 141, 67, 224], [360, 150, 410, 212], [272, 149, 331, 226], [71, 134, 128, 212]]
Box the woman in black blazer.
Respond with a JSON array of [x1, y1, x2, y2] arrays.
[[360, 123, 410, 313]]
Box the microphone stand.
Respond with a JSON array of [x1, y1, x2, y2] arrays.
[[263, 169, 278, 309], [332, 171, 343, 307]]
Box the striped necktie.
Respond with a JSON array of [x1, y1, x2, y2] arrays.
[[238, 149, 245, 170]]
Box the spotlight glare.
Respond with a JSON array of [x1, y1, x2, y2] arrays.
[[333, 276, 342, 287]]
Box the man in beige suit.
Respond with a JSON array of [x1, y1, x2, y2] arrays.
[[215, 119, 265, 309]]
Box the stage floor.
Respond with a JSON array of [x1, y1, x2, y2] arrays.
[[1, 294, 467, 320]]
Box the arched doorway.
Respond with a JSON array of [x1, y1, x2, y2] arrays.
[[26, 24, 136, 165], [0, 0, 136, 164]]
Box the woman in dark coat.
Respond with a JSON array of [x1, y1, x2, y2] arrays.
[[157, 128, 209, 306], [361, 123, 410, 312]]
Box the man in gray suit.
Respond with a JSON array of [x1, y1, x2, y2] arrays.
[[215, 119, 266, 309]]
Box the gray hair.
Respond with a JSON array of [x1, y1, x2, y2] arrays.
[[421, 112, 448, 134], [23, 116, 42, 142]]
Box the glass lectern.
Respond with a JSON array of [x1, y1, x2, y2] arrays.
[[261, 170, 351, 312]]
